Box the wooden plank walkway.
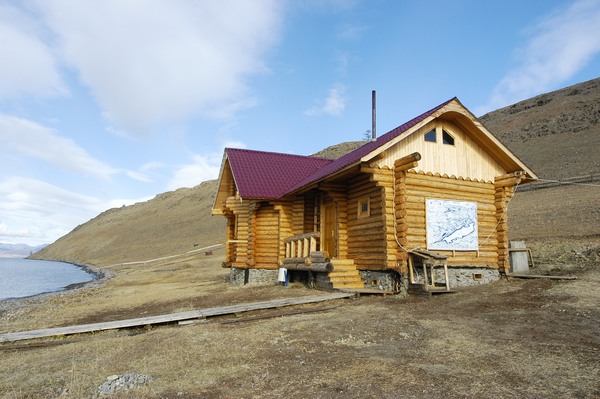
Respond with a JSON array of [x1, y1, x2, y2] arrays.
[[0, 292, 354, 343]]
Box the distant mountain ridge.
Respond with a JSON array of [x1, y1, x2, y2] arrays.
[[31, 77, 600, 266], [0, 243, 46, 258]]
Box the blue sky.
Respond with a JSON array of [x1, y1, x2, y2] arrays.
[[1, 0, 600, 246]]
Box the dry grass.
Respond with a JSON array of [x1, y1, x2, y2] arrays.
[[0, 247, 314, 334], [1, 241, 599, 398]]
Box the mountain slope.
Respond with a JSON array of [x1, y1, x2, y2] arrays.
[[479, 77, 600, 180], [31, 180, 225, 266], [32, 78, 600, 265]]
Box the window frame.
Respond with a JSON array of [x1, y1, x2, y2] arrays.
[[424, 129, 437, 143], [357, 196, 371, 219]]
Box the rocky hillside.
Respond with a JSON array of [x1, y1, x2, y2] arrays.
[[479, 77, 600, 180], [32, 78, 600, 265]]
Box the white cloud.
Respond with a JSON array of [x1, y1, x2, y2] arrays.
[[34, 0, 282, 136], [167, 154, 222, 190], [0, 177, 103, 245], [304, 84, 347, 117], [0, 3, 66, 100], [480, 0, 600, 113], [124, 161, 167, 183], [0, 114, 118, 181]]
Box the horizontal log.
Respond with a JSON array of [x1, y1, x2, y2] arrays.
[[282, 257, 313, 265], [447, 259, 498, 267], [360, 166, 394, 175], [406, 176, 495, 195], [495, 171, 526, 181], [348, 234, 384, 243], [394, 152, 422, 168], [395, 161, 419, 171], [283, 262, 333, 272], [406, 171, 492, 188], [348, 180, 378, 193], [349, 219, 384, 230], [494, 177, 522, 188], [352, 254, 387, 260], [405, 188, 494, 202]]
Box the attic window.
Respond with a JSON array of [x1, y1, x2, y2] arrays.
[[424, 129, 436, 143], [358, 196, 370, 219], [442, 130, 455, 145]]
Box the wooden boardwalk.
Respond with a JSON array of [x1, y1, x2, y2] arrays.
[[0, 292, 354, 343]]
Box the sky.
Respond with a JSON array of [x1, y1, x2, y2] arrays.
[[1, 0, 600, 246]]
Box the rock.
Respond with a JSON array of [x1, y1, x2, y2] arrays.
[[97, 372, 152, 395]]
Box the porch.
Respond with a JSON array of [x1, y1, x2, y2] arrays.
[[282, 232, 365, 290]]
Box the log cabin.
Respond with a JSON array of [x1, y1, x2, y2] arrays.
[[211, 98, 537, 293]]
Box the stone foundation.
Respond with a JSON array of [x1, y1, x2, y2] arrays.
[[359, 270, 403, 292], [228, 268, 278, 286], [314, 272, 333, 291], [412, 267, 500, 288]]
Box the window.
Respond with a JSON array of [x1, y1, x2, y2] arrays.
[[442, 130, 455, 145], [424, 129, 436, 143], [358, 196, 370, 218]]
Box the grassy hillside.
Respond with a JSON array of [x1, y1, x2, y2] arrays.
[[32, 78, 600, 265], [31, 180, 225, 266]]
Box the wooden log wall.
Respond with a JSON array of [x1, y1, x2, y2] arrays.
[[274, 200, 293, 266], [346, 174, 386, 270], [394, 154, 423, 274], [252, 203, 280, 270], [403, 170, 499, 268], [303, 191, 317, 234], [494, 172, 523, 273], [225, 195, 249, 268], [224, 211, 236, 264], [246, 201, 258, 268], [361, 165, 397, 271], [292, 196, 305, 236]]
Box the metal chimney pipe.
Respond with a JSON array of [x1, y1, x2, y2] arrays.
[[372, 90, 376, 141]]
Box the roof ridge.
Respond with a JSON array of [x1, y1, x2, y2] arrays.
[[282, 97, 457, 196], [226, 147, 333, 162]]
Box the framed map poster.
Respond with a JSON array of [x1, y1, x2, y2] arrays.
[[426, 199, 479, 251]]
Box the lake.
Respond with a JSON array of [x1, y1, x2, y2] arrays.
[[0, 258, 96, 301]]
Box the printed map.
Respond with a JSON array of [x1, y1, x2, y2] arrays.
[[426, 199, 479, 251]]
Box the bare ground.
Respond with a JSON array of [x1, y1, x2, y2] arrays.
[[1, 235, 599, 399], [2, 182, 600, 398]]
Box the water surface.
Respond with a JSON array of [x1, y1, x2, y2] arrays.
[[0, 258, 95, 301]]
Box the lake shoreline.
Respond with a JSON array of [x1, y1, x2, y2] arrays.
[[0, 262, 114, 317]]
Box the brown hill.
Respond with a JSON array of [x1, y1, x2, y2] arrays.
[[31, 180, 225, 266], [479, 77, 600, 179], [32, 78, 600, 265]]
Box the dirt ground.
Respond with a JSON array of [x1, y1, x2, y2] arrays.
[[1, 237, 599, 399]]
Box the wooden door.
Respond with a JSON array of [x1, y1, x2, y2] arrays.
[[322, 203, 338, 258]]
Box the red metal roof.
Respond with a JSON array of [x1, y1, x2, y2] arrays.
[[225, 98, 456, 199], [285, 97, 456, 194], [225, 148, 333, 199]]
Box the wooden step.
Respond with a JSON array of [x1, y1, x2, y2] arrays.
[[329, 280, 363, 286], [328, 271, 363, 278], [331, 282, 365, 289], [407, 283, 455, 296], [327, 259, 364, 290]]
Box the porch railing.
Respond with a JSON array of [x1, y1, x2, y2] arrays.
[[284, 232, 320, 258]]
